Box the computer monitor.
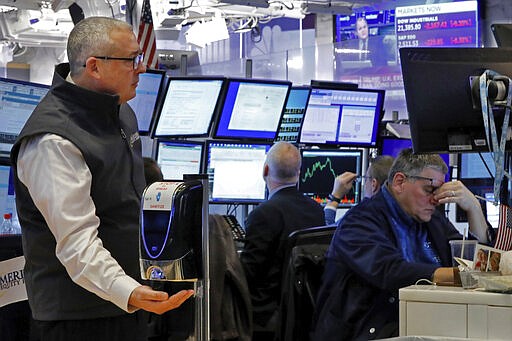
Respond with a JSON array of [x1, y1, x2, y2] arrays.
[[395, 1, 479, 49], [378, 136, 451, 182], [275, 86, 311, 143], [400, 47, 512, 154], [379, 136, 413, 159], [456, 152, 496, 225], [0, 164, 16, 221], [491, 24, 512, 47], [152, 76, 226, 138], [206, 140, 271, 204], [298, 87, 385, 148], [310, 80, 358, 90], [155, 140, 204, 180], [127, 69, 166, 135], [0, 78, 50, 161], [299, 148, 363, 206], [213, 78, 292, 142]]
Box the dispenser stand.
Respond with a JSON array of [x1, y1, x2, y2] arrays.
[[184, 174, 210, 341]]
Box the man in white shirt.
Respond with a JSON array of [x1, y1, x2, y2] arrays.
[[10, 17, 193, 341]]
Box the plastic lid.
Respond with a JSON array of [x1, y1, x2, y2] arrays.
[[3, 213, 11, 219]]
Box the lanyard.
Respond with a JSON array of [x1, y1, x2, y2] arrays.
[[478, 70, 512, 204]]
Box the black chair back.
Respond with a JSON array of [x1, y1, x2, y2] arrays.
[[277, 224, 337, 341]]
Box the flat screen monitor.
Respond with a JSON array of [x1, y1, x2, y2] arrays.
[[299, 148, 363, 206], [127, 69, 166, 135], [395, 1, 479, 49], [213, 78, 292, 142], [298, 87, 385, 147], [0, 78, 50, 161], [456, 152, 496, 225], [152, 77, 226, 138], [378, 136, 451, 182], [310, 80, 358, 89], [275, 86, 311, 143], [400, 47, 512, 154], [334, 9, 395, 43], [155, 140, 203, 180], [491, 23, 512, 47], [0, 164, 17, 224], [206, 140, 271, 204], [379, 136, 414, 158]]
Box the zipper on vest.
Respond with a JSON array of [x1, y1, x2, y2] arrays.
[[120, 128, 127, 140]]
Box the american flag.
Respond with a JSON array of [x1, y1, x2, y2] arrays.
[[137, 0, 158, 69], [495, 203, 512, 251]]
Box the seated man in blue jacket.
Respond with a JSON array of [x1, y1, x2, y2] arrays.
[[312, 148, 493, 340]]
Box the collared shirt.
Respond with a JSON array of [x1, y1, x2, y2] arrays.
[[381, 185, 441, 265], [17, 136, 140, 312]]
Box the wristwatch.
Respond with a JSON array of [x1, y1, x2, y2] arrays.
[[328, 193, 341, 203]]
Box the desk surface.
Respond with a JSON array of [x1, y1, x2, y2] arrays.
[[400, 285, 512, 306]]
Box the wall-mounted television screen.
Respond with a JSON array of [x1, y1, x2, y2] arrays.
[[395, 1, 479, 50]]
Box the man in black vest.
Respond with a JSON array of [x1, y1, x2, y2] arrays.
[[10, 17, 193, 341]]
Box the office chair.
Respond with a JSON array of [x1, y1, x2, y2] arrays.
[[276, 224, 337, 341]]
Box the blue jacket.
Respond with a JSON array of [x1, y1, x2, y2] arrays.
[[312, 188, 461, 340]]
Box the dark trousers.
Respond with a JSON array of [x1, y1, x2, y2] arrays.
[[34, 311, 149, 341]]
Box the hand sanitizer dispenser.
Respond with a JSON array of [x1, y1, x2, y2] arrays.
[[140, 180, 203, 282]]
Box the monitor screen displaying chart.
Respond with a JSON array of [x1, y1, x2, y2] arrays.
[[299, 148, 363, 206]]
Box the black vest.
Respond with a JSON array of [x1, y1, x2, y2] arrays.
[[11, 63, 146, 320]]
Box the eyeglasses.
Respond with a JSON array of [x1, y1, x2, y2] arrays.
[[86, 53, 145, 70], [404, 174, 444, 194]]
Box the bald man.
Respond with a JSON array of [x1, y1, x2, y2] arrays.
[[240, 141, 325, 340]]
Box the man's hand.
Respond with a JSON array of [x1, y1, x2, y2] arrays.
[[332, 172, 358, 199], [435, 180, 489, 243], [128, 285, 195, 315], [435, 180, 480, 212]]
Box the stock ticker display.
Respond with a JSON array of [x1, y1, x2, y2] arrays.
[[395, 1, 478, 48]]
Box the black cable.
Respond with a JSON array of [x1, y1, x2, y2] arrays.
[[477, 151, 495, 181], [251, 25, 262, 43], [105, 0, 115, 18], [268, 0, 294, 10]]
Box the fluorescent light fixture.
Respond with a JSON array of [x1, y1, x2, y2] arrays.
[[287, 56, 303, 69], [161, 16, 186, 27], [154, 27, 181, 40], [185, 17, 229, 48], [302, 2, 351, 15], [220, 0, 269, 8]]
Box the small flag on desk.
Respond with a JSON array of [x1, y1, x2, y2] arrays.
[[137, 0, 158, 69], [495, 203, 512, 251]]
